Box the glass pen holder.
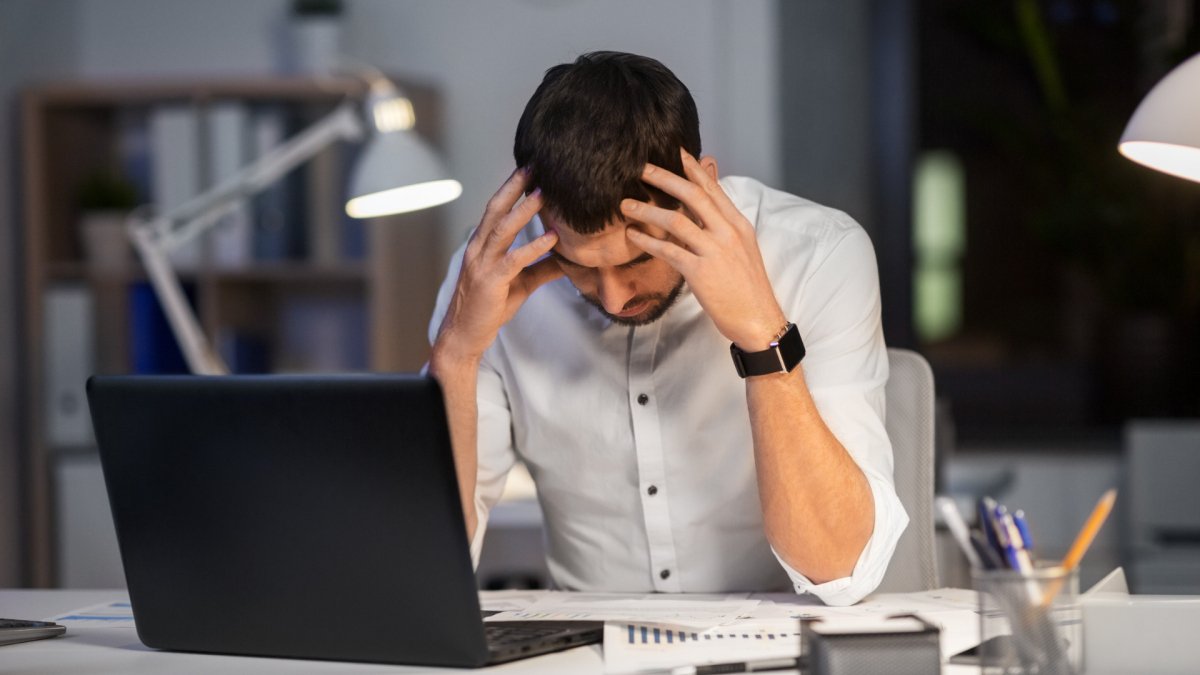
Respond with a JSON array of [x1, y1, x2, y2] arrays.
[[972, 565, 1082, 675]]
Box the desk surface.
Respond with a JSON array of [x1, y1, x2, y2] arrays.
[[0, 590, 601, 675], [2, 589, 990, 675]]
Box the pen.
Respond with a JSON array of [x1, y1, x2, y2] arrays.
[[996, 506, 1035, 574], [1013, 509, 1035, 558], [644, 656, 804, 675], [937, 496, 983, 568], [990, 504, 1017, 569]]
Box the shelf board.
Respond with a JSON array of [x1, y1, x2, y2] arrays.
[[30, 76, 371, 107], [46, 261, 153, 283], [212, 262, 367, 284], [45, 261, 367, 285]]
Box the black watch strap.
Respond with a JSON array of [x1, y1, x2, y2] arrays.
[[729, 323, 805, 378]]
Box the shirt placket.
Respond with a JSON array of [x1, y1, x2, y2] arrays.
[[628, 320, 681, 592]]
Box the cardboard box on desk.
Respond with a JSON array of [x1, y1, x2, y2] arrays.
[[1082, 568, 1200, 674]]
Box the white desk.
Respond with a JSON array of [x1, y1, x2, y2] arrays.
[[2, 589, 998, 675], [0, 590, 603, 675]]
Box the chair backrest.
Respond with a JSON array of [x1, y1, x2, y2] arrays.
[[875, 348, 939, 592]]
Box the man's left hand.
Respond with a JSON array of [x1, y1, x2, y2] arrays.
[[623, 149, 786, 351]]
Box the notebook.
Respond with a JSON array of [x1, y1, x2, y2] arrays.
[[87, 374, 599, 667]]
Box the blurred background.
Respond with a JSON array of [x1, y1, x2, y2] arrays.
[[2, 0, 1198, 594]]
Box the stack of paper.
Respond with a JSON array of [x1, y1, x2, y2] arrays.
[[485, 593, 759, 627]]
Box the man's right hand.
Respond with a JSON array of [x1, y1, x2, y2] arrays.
[[432, 167, 562, 367]]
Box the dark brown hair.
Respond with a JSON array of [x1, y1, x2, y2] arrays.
[[513, 51, 701, 234]]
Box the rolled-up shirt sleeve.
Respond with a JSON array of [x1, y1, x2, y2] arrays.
[[768, 226, 908, 605], [427, 241, 517, 568]]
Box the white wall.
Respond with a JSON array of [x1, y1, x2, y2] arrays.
[[73, 0, 780, 262], [77, 0, 286, 77]]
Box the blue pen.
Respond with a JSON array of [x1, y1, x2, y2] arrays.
[[992, 505, 1019, 569], [1001, 509, 1036, 573], [1013, 509, 1035, 556]]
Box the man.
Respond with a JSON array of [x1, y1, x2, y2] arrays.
[[428, 51, 906, 606]]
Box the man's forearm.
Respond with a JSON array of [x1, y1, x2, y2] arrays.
[[747, 365, 875, 584], [428, 345, 482, 541]]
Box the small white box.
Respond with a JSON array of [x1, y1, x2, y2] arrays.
[[1082, 568, 1200, 673]]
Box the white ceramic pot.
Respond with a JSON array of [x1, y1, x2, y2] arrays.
[[80, 211, 134, 271]]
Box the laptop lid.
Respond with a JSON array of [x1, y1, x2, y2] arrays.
[[87, 374, 492, 667]]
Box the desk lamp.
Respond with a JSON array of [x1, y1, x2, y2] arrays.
[[128, 68, 461, 375], [1119, 51, 1200, 183]]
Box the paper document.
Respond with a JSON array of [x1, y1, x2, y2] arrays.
[[49, 601, 136, 628], [603, 619, 801, 674], [478, 589, 548, 612], [742, 588, 980, 660], [486, 593, 758, 627]]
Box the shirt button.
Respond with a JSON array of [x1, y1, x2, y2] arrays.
[[647, 485, 658, 496], [660, 569, 671, 580], [637, 393, 649, 405]]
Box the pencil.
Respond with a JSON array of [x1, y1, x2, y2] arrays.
[[1061, 488, 1116, 573], [1042, 488, 1116, 606]]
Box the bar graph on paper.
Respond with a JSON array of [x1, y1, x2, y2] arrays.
[[624, 623, 801, 646], [602, 620, 801, 675]]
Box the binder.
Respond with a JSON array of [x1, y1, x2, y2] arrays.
[[43, 284, 95, 447], [208, 102, 252, 267]]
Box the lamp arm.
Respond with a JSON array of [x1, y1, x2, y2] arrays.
[[127, 101, 365, 375], [149, 102, 364, 250], [129, 225, 228, 374]]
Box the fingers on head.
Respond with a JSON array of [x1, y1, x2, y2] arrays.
[[485, 167, 531, 218], [628, 227, 689, 270], [486, 190, 542, 252], [505, 230, 557, 272]]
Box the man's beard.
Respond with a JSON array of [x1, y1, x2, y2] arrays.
[[581, 277, 687, 327]]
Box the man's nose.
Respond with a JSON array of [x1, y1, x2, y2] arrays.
[[597, 271, 636, 315]]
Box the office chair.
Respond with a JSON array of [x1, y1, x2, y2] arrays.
[[874, 348, 939, 592]]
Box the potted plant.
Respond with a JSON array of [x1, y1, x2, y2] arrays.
[[77, 170, 139, 271]]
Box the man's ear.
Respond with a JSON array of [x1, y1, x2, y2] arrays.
[[699, 155, 719, 182]]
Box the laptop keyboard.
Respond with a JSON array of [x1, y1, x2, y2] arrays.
[[482, 620, 603, 663], [486, 623, 580, 646]]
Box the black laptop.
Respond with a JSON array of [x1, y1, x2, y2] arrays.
[[86, 374, 599, 667]]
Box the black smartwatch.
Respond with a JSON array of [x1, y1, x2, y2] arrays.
[[729, 322, 805, 378]]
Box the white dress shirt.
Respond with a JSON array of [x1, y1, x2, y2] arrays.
[[428, 176, 907, 606]]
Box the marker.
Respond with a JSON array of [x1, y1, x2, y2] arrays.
[[937, 496, 983, 568]]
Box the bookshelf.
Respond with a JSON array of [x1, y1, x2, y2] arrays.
[[20, 76, 448, 585]]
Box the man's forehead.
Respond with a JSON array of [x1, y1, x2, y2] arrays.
[[543, 213, 666, 268]]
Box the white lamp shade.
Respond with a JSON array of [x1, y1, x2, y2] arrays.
[[1119, 52, 1200, 183], [345, 128, 462, 218]]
